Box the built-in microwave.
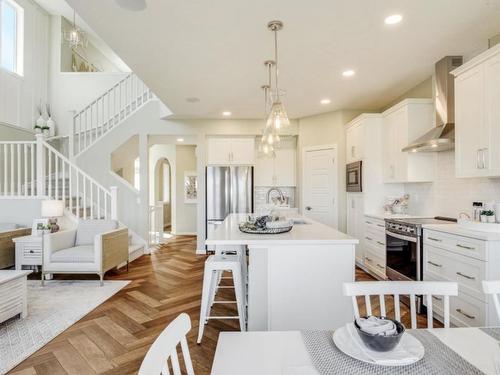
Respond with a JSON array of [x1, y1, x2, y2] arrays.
[[346, 161, 362, 192]]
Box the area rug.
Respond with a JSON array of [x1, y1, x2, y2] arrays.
[[0, 280, 130, 374]]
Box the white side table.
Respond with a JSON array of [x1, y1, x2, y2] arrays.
[[13, 235, 42, 271], [0, 270, 32, 322]]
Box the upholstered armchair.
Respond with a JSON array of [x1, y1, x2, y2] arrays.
[[42, 219, 129, 285]]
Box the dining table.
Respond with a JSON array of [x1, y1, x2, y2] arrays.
[[210, 327, 500, 374]]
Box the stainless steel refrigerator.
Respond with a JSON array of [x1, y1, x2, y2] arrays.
[[206, 166, 253, 245]]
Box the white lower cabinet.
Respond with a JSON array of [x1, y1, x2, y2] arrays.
[[423, 228, 500, 327], [361, 216, 386, 279], [346, 194, 364, 265]]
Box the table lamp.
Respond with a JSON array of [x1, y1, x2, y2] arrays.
[[41, 200, 64, 233]]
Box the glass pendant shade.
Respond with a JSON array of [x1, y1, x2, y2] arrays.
[[62, 12, 88, 49], [266, 100, 290, 130]]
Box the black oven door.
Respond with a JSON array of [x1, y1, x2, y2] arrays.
[[385, 231, 421, 282]]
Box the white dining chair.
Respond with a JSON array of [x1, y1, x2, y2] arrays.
[[139, 313, 195, 375], [343, 281, 458, 328], [482, 280, 500, 322]]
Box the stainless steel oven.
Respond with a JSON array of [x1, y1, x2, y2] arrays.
[[385, 225, 421, 282], [346, 161, 362, 192]]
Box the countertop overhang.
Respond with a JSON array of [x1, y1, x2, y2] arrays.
[[206, 214, 358, 246]]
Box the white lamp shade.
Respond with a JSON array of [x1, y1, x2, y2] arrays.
[[41, 200, 65, 218]]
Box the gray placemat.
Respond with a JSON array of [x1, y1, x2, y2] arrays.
[[301, 330, 485, 374], [480, 327, 500, 341]]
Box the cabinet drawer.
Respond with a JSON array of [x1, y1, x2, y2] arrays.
[[364, 234, 385, 253], [364, 247, 386, 279], [364, 217, 386, 234], [424, 245, 486, 302], [424, 229, 486, 261]]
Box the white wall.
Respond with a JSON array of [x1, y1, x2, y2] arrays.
[[175, 145, 197, 234], [297, 109, 364, 232], [48, 16, 127, 136], [0, 0, 49, 133], [405, 151, 500, 218], [0, 123, 34, 141]]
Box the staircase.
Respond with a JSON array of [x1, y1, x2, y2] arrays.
[[0, 72, 155, 255], [70, 73, 154, 158]]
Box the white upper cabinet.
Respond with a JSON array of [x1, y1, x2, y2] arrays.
[[255, 137, 296, 186], [453, 44, 500, 178], [346, 121, 364, 163], [207, 137, 256, 165], [382, 99, 436, 183]]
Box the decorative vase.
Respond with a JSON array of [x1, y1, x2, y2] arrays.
[[42, 128, 50, 136], [487, 215, 496, 223], [34, 127, 42, 134], [481, 215, 487, 223], [46, 117, 56, 137]]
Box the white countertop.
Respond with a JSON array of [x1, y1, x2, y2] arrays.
[[206, 214, 358, 246], [423, 223, 500, 241], [365, 212, 433, 220]]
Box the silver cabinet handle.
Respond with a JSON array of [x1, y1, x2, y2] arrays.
[[376, 263, 384, 269], [456, 244, 475, 250], [365, 256, 373, 262], [456, 308, 475, 320], [427, 261, 442, 268], [477, 149, 481, 169], [365, 236, 373, 241], [428, 237, 442, 242], [305, 206, 312, 211], [456, 271, 475, 280], [377, 224, 385, 228], [377, 241, 385, 246], [482, 148, 488, 169], [365, 221, 373, 225], [432, 295, 443, 301]]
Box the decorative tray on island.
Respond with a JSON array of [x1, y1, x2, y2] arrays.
[[238, 215, 293, 234]]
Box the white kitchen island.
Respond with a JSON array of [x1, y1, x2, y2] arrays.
[[205, 214, 358, 331]]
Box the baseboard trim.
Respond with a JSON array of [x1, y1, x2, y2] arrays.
[[174, 232, 197, 236]]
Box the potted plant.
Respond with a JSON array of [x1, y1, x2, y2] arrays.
[[35, 105, 45, 134], [481, 210, 496, 223], [46, 104, 55, 137]]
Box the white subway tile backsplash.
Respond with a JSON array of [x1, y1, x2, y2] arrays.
[[404, 151, 500, 218]]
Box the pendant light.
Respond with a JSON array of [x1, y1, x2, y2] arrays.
[[62, 10, 88, 49], [266, 20, 290, 130], [259, 84, 277, 157]]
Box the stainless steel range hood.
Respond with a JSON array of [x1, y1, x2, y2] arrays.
[[402, 56, 463, 153]]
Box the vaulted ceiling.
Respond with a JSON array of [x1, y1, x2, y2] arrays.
[[66, 0, 500, 119]]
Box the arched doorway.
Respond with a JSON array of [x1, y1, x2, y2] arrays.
[[150, 157, 173, 243]]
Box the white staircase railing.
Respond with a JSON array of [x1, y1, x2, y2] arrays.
[[0, 135, 117, 221], [70, 73, 154, 157], [0, 141, 38, 197]]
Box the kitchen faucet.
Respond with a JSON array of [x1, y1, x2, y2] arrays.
[[266, 187, 285, 204]]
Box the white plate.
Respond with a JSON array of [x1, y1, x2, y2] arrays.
[[332, 324, 425, 367]]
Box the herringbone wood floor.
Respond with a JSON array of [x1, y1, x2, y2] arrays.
[[9, 235, 439, 374]]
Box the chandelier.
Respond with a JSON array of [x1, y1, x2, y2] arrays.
[[266, 20, 290, 130], [259, 61, 280, 157], [62, 11, 88, 49]]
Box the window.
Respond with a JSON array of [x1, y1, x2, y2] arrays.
[[0, 0, 23, 75]]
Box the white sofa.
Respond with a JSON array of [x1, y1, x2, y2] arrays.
[[42, 219, 129, 285]]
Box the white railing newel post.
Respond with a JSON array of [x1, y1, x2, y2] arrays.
[[110, 186, 118, 220], [69, 114, 75, 160], [35, 134, 46, 197]]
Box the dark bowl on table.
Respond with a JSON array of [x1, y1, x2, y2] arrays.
[[354, 317, 405, 352]]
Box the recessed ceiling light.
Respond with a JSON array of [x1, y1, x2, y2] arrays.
[[177, 138, 184, 142], [385, 14, 403, 25], [320, 99, 331, 105], [342, 70, 356, 77], [222, 111, 232, 116]]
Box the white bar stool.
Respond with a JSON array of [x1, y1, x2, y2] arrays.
[[197, 254, 246, 344]]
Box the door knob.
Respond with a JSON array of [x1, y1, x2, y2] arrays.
[[305, 206, 312, 211]]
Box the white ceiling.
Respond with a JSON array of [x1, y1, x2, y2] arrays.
[[65, 0, 500, 119]]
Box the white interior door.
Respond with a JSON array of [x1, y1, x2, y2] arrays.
[[302, 146, 337, 228]]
